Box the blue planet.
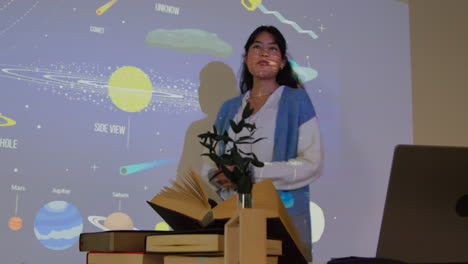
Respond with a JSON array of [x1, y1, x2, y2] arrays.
[[280, 191, 295, 208], [34, 201, 83, 250]]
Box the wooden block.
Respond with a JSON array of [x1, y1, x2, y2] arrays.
[[225, 208, 267, 264], [224, 214, 239, 264]]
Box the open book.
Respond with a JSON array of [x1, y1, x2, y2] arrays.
[[147, 168, 222, 228], [147, 168, 308, 264]]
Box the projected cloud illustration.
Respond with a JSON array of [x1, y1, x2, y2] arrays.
[[0, 64, 199, 113], [120, 158, 176, 176], [242, 0, 319, 39], [145, 29, 233, 58], [96, 0, 118, 15], [0, 114, 16, 127]]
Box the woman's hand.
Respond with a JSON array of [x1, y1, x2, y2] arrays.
[[214, 165, 237, 190]]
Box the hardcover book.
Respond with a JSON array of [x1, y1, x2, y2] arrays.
[[145, 233, 282, 255], [86, 252, 164, 264], [147, 169, 307, 264], [163, 255, 278, 264], [79, 228, 223, 252]]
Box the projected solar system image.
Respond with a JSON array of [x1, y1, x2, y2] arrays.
[[0, 0, 412, 263]]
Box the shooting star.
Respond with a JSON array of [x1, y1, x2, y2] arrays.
[[120, 159, 176, 176], [96, 0, 118, 16]]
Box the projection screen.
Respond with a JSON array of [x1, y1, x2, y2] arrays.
[[0, 0, 412, 262]]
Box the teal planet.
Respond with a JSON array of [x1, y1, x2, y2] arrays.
[[280, 191, 295, 208], [34, 201, 83, 250]]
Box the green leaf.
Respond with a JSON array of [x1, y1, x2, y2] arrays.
[[224, 159, 235, 166], [252, 137, 267, 144], [249, 152, 260, 160], [236, 141, 258, 145], [231, 146, 243, 165], [220, 154, 235, 165], [231, 167, 242, 181], [199, 141, 214, 151], [221, 131, 231, 145], [198, 131, 212, 139], [237, 119, 245, 131], [242, 102, 254, 119], [238, 136, 253, 141], [230, 120, 241, 133], [221, 165, 234, 181], [251, 159, 264, 167], [237, 149, 249, 156], [209, 153, 222, 166], [249, 152, 264, 168], [243, 123, 256, 132]]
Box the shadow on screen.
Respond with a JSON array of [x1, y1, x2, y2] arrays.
[[176, 61, 239, 183]]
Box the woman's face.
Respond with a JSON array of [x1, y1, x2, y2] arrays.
[[245, 31, 285, 81]]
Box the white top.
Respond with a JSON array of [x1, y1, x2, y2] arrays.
[[201, 86, 323, 199]]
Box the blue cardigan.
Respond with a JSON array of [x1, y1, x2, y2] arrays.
[[214, 86, 316, 162]]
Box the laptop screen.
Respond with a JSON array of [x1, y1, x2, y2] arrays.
[[377, 145, 468, 263]]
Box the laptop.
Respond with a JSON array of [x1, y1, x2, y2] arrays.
[[377, 144, 468, 263]]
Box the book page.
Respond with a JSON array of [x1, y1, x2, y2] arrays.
[[150, 195, 210, 221], [150, 168, 221, 221]]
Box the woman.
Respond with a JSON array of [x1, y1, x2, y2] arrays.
[[201, 25, 322, 260]]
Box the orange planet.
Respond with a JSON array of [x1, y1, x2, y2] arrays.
[[103, 212, 134, 230], [8, 216, 23, 231]]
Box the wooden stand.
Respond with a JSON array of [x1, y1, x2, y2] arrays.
[[224, 208, 267, 264]]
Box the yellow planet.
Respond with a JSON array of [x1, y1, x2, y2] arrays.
[[108, 66, 153, 112], [155, 221, 169, 231]]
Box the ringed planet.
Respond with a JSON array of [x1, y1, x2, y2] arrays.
[[108, 66, 153, 113], [88, 212, 139, 231], [0, 115, 16, 127], [0, 64, 199, 113]]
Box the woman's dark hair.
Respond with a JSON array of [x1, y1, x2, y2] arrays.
[[239, 25, 302, 94]]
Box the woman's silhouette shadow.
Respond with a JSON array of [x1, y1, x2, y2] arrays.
[[176, 61, 239, 195]]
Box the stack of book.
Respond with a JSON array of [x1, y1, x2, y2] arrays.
[[79, 228, 281, 264], [79, 169, 307, 264]]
